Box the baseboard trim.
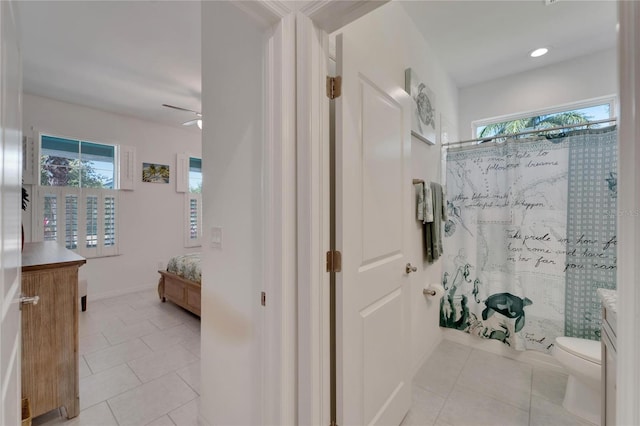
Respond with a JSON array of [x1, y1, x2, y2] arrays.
[[88, 282, 157, 302]]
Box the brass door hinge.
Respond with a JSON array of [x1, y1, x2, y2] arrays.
[[326, 250, 342, 273], [261, 291, 266, 306], [326, 76, 342, 99]]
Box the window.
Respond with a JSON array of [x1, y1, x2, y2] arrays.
[[40, 135, 115, 188], [185, 156, 202, 247], [474, 98, 615, 139], [37, 135, 119, 257], [189, 157, 202, 193]]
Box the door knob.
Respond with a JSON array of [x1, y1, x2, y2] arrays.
[[406, 263, 417, 274], [19, 294, 40, 306]]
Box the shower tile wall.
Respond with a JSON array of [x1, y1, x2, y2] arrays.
[[403, 340, 594, 426]]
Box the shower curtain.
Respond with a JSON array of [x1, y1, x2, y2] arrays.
[[440, 127, 617, 352]]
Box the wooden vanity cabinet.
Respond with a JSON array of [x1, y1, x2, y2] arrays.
[[21, 242, 86, 419]]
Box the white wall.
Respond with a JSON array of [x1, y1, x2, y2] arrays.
[[458, 48, 617, 139], [22, 94, 201, 299], [337, 2, 459, 374], [200, 2, 264, 425]]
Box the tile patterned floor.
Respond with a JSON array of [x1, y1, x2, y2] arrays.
[[402, 339, 596, 426], [33, 289, 202, 426], [34, 290, 594, 426]]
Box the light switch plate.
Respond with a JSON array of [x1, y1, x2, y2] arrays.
[[211, 227, 223, 249]]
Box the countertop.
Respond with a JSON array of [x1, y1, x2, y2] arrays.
[[597, 288, 617, 315], [22, 241, 86, 272]]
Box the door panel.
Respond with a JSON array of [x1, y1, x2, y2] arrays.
[[361, 289, 403, 423], [361, 77, 404, 264], [336, 32, 411, 426], [0, 1, 23, 425]]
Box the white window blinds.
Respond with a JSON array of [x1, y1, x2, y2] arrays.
[[36, 187, 119, 258]]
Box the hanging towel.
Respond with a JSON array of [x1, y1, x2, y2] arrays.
[[424, 182, 445, 262], [432, 182, 444, 258], [416, 182, 434, 223], [442, 187, 448, 221], [424, 183, 434, 223], [416, 182, 425, 222]]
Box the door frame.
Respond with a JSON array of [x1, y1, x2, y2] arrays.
[[293, 4, 390, 425], [616, 2, 640, 425], [0, 1, 23, 424]]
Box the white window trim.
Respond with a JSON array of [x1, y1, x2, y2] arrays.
[[176, 153, 189, 193], [471, 95, 617, 137], [36, 132, 121, 258], [118, 145, 135, 191]]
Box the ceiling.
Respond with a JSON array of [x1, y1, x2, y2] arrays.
[[401, 0, 618, 88], [18, 1, 201, 129], [17, 1, 617, 128]]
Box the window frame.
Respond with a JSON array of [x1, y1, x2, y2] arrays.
[[183, 155, 202, 248], [39, 133, 118, 189], [35, 132, 120, 258], [471, 95, 617, 139]]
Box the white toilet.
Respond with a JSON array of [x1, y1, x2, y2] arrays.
[[553, 336, 602, 425]]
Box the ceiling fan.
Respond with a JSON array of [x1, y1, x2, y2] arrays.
[[162, 104, 203, 129]]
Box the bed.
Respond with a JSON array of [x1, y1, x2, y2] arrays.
[[157, 252, 201, 316]]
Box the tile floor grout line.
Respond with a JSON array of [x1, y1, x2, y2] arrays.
[[175, 365, 201, 396], [105, 399, 122, 425], [77, 364, 143, 413], [82, 354, 96, 376], [125, 360, 146, 384], [139, 335, 155, 352], [149, 413, 177, 426], [431, 345, 475, 425], [167, 393, 200, 421], [528, 366, 534, 426], [445, 346, 473, 400]]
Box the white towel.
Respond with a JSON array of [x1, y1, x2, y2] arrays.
[[416, 183, 425, 222], [424, 183, 434, 223]]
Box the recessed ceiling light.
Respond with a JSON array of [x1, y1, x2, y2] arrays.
[[530, 47, 549, 58]]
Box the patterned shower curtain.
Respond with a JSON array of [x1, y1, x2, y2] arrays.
[[440, 127, 617, 352]]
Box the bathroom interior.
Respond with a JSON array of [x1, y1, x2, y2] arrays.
[[7, 1, 626, 425], [332, 1, 620, 425]]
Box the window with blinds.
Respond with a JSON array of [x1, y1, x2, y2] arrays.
[[43, 194, 58, 241], [86, 195, 98, 248], [36, 188, 118, 257], [37, 134, 119, 258], [65, 194, 78, 249], [184, 156, 202, 247], [104, 195, 116, 248]]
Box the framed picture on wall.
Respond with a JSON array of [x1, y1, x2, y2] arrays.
[[142, 162, 170, 183], [405, 68, 436, 145]]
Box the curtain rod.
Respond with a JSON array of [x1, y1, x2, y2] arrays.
[[443, 117, 618, 148]]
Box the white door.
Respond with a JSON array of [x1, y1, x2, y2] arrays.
[[0, 1, 23, 424], [335, 33, 412, 426]]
